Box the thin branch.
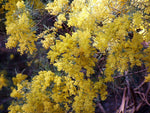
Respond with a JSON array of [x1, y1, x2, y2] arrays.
[[134, 80, 145, 91], [114, 68, 147, 79], [117, 87, 127, 113], [97, 103, 106, 113]]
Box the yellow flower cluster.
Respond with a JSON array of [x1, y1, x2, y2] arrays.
[[48, 30, 96, 77], [16, 1, 25, 9], [41, 33, 55, 49], [5, 0, 37, 55], [12, 73, 28, 85], [46, 0, 69, 15], [0, 74, 7, 90], [10, 73, 28, 99], [8, 71, 107, 113], [0, 0, 4, 15], [0, 0, 2, 4]]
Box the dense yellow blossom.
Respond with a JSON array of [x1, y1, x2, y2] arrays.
[[0, 0, 2, 4], [46, 0, 69, 15], [8, 71, 107, 113], [5, 0, 37, 55], [16, 1, 25, 9], [41, 33, 55, 49], [10, 87, 23, 99], [8, 104, 22, 113], [12, 73, 28, 85], [0, 74, 7, 90], [0, 0, 4, 14]]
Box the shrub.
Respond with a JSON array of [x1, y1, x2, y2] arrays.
[[0, 0, 150, 112]]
